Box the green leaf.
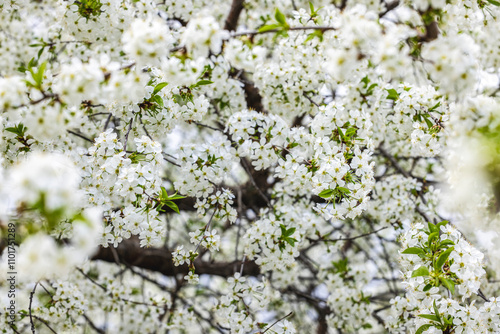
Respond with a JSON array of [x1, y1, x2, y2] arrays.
[[284, 227, 296, 237], [304, 29, 324, 43], [309, 2, 315, 13], [440, 277, 455, 294], [411, 266, 429, 278], [161, 186, 168, 200], [258, 23, 281, 33], [152, 95, 164, 108], [415, 324, 433, 334], [337, 126, 345, 141], [487, 0, 500, 6], [318, 189, 334, 198], [337, 187, 350, 194], [386, 88, 399, 100], [428, 231, 439, 244], [191, 80, 214, 89], [435, 247, 454, 271], [439, 239, 455, 247], [423, 115, 434, 129], [361, 76, 370, 87], [196, 80, 213, 86], [153, 82, 168, 95], [5, 123, 27, 137], [164, 201, 180, 214], [367, 83, 378, 94], [427, 222, 438, 234], [436, 220, 449, 230], [27, 61, 47, 88], [422, 284, 433, 292], [285, 237, 298, 247], [418, 314, 440, 322], [429, 101, 441, 112], [402, 247, 425, 255], [432, 300, 441, 323], [274, 8, 287, 26], [167, 193, 186, 200]]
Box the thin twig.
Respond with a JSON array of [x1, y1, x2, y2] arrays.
[[82, 314, 105, 334], [29, 283, 38, 334], [239, 254, 246, 276], [31, 315, 57, 334], [260, 312, 293, 334], [192, 121, 226, 134], [123, 117, 134, 150], [103, 112, 113, 131], [378, 145, 411, 178], [163, 156, 182, 167], [240, 158, 271, 207], [194, 209, 217, 254], [139, 115, 153, 140], [303, 92, 320, 107], [317, 226, 389, 243], [67, 129, 93, 143], [231, 26, 336, 37], [477, 289, 489, 302]]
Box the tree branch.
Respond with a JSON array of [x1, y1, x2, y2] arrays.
[[224, 0, 245, 31], [91, 236, 260, 278]]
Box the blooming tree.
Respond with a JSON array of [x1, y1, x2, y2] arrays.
[[2, 0, 500, 333]]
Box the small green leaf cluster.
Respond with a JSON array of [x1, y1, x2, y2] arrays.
[[413, 101, 443, 133], [318, 186, 352, 202], [278, 224, 297, 251], [334, 123, 361, 149], [403, 221, 457, 295], [25, 60, 47, 91], [140, 81, 168, 116], [171, 80, 213, 107], [156, 187, 185, 214], [5, 123, 33, 152], [386, 86, 443, 134], [416, 301, 455, 334], [359, 76, 378, 97], [74, 0, 103, 20], [258, 8, 290, 37]]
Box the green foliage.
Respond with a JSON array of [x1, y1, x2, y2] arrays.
[[189, 80, 214, 89], [157, 187, 185, 214], [278, 224, 298, 251], [25, 60, 47, 90], [486, 0, 500, 6], [318, 186, 351, 203], [402, 221, 459, 295], [75, 0, 103, 20], [386, 88, 399, 100], [258, 8, 289, 38], [5, 123, 28, 137], [5, 123, 33, 152], [416, 301, 455, 334], [304, 29, 324, 43]]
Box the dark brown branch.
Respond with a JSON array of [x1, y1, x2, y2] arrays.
[[379, 1, 400, 18], [419, 20, 439, 42], [91, 237, 260, 278], [224, 0, 245, 31]]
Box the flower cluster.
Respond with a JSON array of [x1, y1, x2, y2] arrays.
[[82, 129, 165, 247]]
